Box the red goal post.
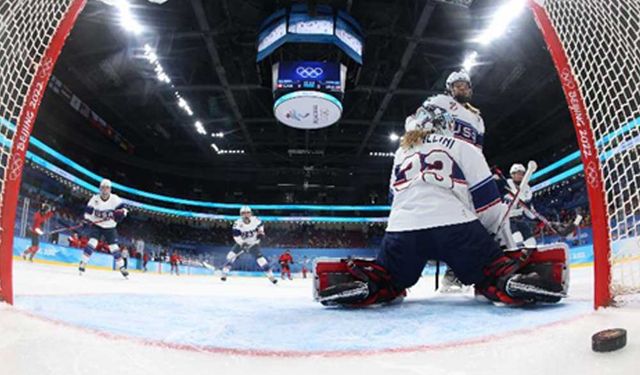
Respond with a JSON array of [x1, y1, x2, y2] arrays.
[[0, 0, 86, 305], [529, 0, 640, 308]]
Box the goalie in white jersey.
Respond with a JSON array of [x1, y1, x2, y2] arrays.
[[78, 179, 129, 278], [220, 206, 277, 284], [422, 70, 485, 149], [314, 105, 569, 307]]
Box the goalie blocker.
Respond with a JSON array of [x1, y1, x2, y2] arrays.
[[314, 242, 569, 307]]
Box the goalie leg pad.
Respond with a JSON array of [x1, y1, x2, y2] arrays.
[[476, 243, 569, 305], [313, 258, 405, 307]]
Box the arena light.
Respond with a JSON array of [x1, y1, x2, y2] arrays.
[[210, 143, 220, 153], [389, 133, 400, 141], [114, 0, 143, 35], [194, 121, 207, 135], [211, 132, 225, 138], [369, 151, 394, 157], [475, 0, 526, 45], [218, 149, 245, 155], [177, 95, 194, 116], [462, 51, 479, 72]]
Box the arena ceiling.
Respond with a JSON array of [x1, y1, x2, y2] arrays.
[[33, 0, 577, 204]]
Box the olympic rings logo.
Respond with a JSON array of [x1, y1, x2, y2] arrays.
[[38, 56, 54, 79], [585, 161, 600, 188], [8, 157, 24, 181], [296, 66, 323, 79]]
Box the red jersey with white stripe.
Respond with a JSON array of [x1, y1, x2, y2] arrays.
[[387, 134, 505, 234], [32, 211, 54, 232]]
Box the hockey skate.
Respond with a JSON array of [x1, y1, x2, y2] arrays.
[[439, 268, 470, 293], [119, 266, 129, 279]]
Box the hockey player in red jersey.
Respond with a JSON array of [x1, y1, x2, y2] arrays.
[[21, 203, 55, 262], [170, 251, 181, 275], [279, 250, 293, 280]]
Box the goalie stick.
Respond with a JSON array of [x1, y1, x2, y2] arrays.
[[492, 167, 583, 237], [201, 261, 216, 271]]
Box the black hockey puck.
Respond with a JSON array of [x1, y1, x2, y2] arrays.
[[592, 328, 627, 352]]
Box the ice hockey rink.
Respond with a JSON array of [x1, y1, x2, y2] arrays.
[[1, 259, 638, 375]]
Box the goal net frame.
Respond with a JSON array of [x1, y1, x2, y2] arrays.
[[530, 0, 640, 308], [0, 0, 86, 305], [0, 0, 636, 309]]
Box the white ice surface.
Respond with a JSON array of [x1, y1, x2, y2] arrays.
[[1, 260, 639, 375]]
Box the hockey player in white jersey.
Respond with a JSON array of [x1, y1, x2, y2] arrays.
[[78, 179, 129, 278], [506, 163, 537, 247], [314, 105, 569, 307], [220, 206, 277, 284], [421, 70, 485, 149]]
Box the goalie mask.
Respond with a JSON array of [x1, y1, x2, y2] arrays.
[[405, 104, 455, 137]]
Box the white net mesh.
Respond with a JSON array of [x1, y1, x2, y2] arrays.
[[0, 0, 76, 298], [540, 0, 640, 301]]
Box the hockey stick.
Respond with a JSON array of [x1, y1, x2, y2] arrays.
[[493, 168, 582, 237], [47, 218, 109, 235], [504, 188, 582, 237], [201, 261, 216, 271], [496, 160, 537, 235]]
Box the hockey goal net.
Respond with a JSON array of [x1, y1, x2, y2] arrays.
[[0, 0, 85, 304], [530, 0, 640, 307]]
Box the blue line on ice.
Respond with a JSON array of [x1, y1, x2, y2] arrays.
[[16, 294, 590, 352]]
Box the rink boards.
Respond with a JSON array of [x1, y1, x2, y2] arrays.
[[11, 235, 609, 279]]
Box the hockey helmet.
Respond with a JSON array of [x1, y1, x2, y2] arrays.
[[510, 163, 526, 175], [240, 205, 252, 215], [100, 178, 112, 189], [445, 70, 472, 93]]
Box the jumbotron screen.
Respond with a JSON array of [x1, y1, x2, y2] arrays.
[[274, 61, 343, 93]]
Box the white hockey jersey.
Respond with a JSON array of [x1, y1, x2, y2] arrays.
[[422, 94, 485, 149], [387, 134, 505, 234], [232, 217, 264, 246], [84, 193, 126, 229], [506, 178, 534, 218]]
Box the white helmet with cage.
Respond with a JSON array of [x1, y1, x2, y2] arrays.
[[239, 205, 252, 215], [405, 104, 455, 137]]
